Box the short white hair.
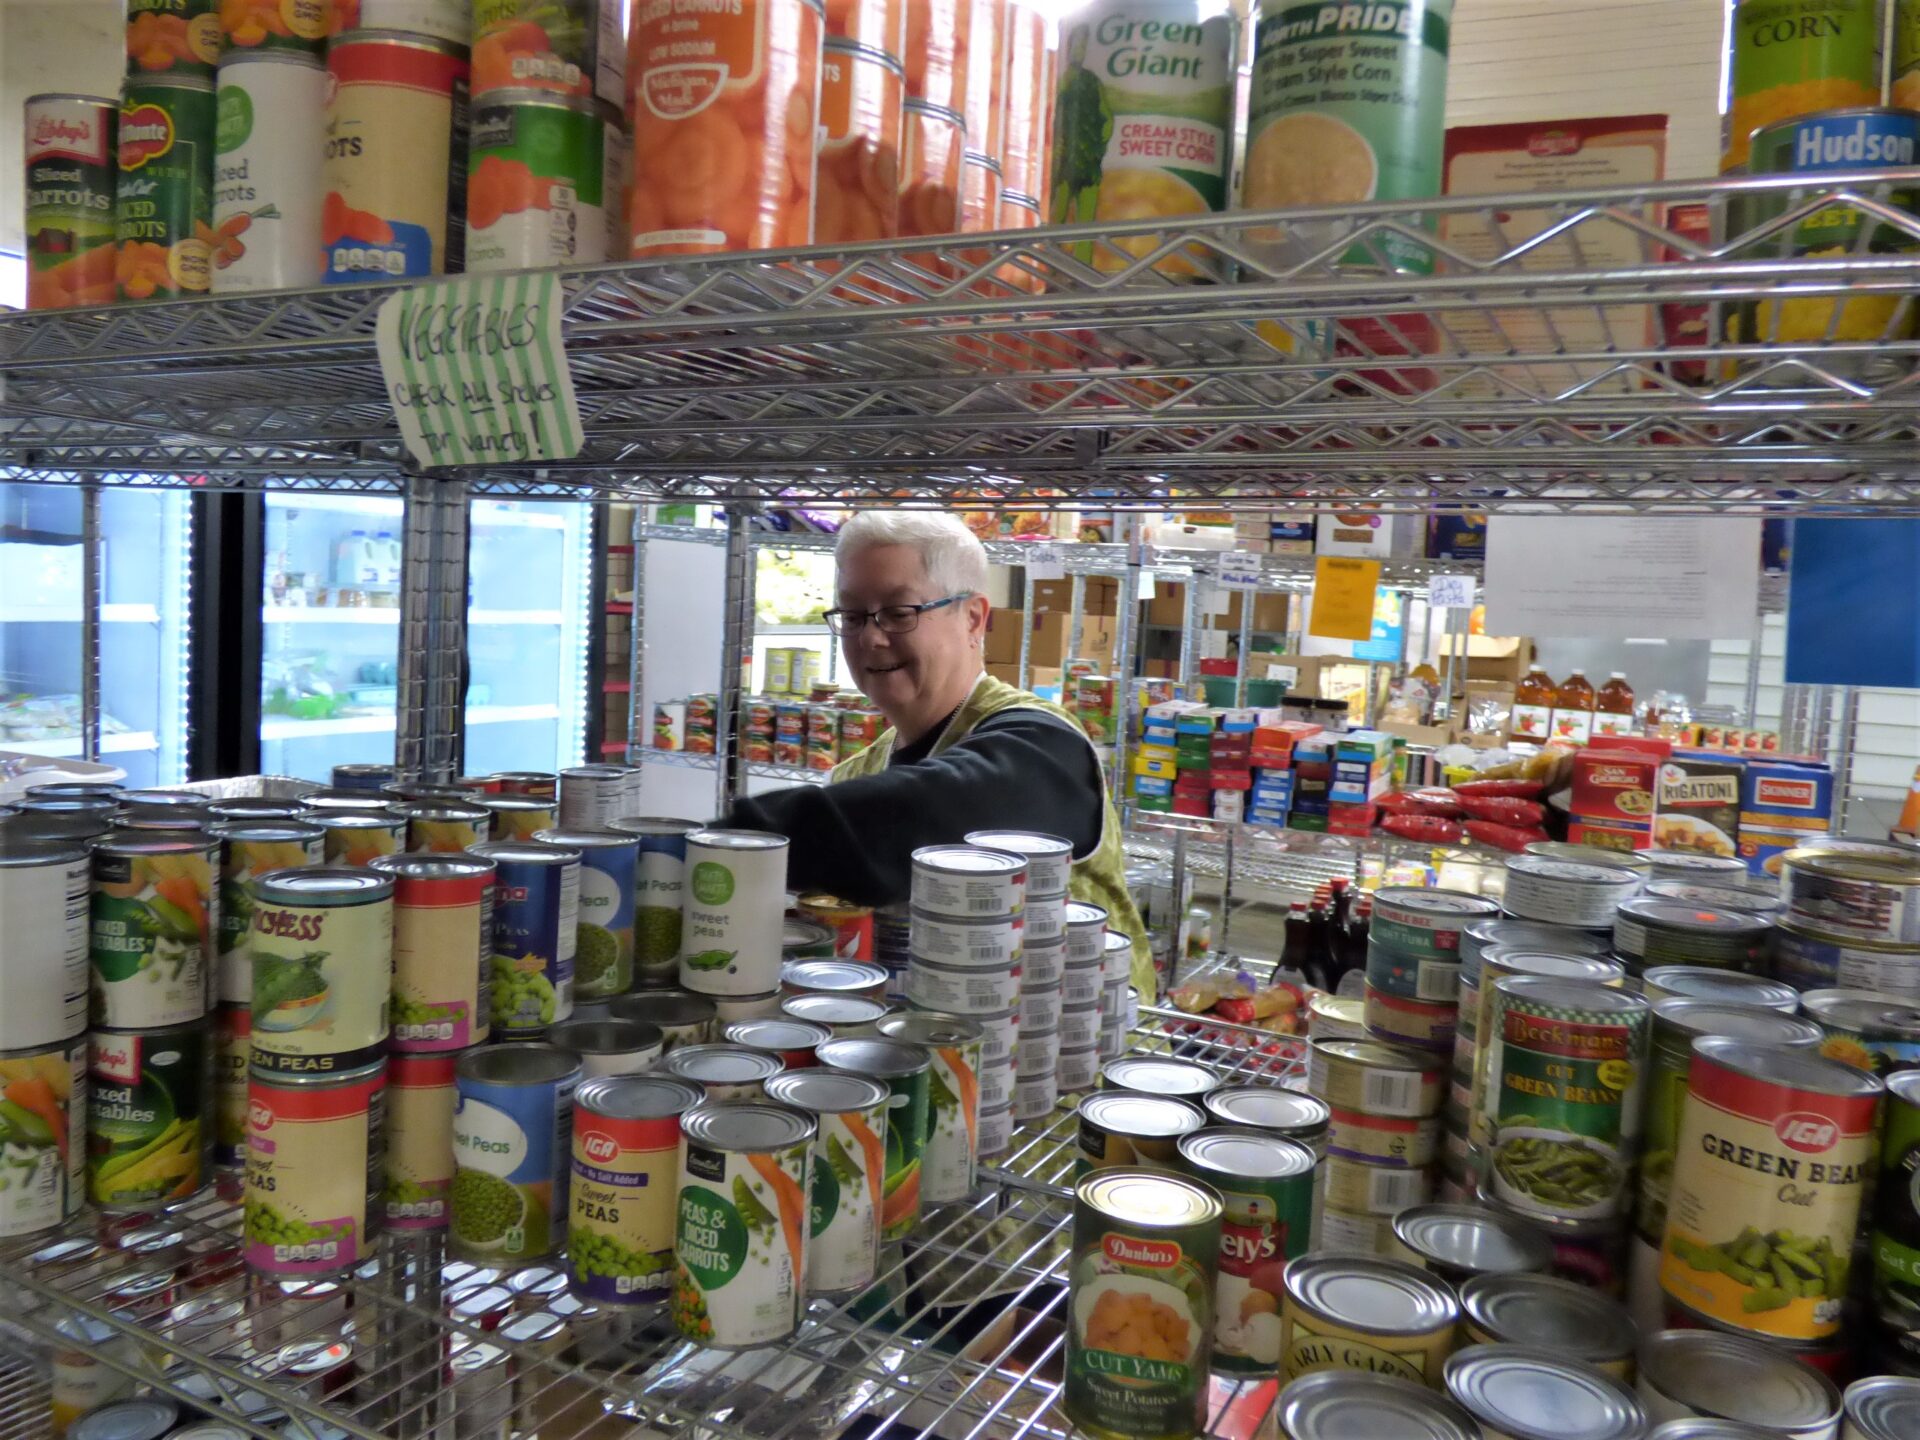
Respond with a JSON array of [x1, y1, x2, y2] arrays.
[[835, 510, 989, 596]]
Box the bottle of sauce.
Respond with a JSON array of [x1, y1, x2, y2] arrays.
[[1551, 668, 1595, 744], [1510, 664, 1555, 741], [1594, 671, 1636, 738]]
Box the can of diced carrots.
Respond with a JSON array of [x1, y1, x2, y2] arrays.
[[126, 0, 221, 80], [962, 0, 1009, 167], [904, 0, 972, 116], [474, 0, 625, 107], [627, 0, 825, 257], [825, 0, 904, 55], [899, 98, 965, 239], [467, 89, 623, 269], [116, 76, 217, 302], [1001, 2, 1048, 202], [959, 151, 1002, 232], [24, 95, 118, 310], [218, 0, 331, 56], [816, 39, 904, 243], [212, 50, 329, 292]]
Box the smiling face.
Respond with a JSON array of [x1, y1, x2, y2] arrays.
[[837, 541, 990, 743]]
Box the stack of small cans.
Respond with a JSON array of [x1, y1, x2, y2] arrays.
[[1098, 928, 1135, 1058], [1058, 901, 1110, 1090], [967, 830, 1077, 1124], [1305, 1033, 1445, 1255]]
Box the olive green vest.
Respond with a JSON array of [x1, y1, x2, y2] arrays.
[[831, 672, 1155, 996]]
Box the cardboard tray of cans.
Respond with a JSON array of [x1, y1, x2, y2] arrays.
[[0, 1000, 1302, 1440]]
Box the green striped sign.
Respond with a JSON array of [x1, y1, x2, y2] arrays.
[[375, 273, 584, 468]]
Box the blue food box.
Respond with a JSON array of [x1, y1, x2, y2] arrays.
[[1427, 513, 1488, 561], [1739, 758, 1833, 834]]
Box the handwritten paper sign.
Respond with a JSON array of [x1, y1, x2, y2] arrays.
[[1215, 552, 1263, 591], [1024, 544, 1066, 582], [376, 273, 584, 468], [1308, 556, 1381, 642], [1428, 573, 1477, 610]]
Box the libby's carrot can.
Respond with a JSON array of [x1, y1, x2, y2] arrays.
[[25, 95, 118, 310], [815, 39, 903, 243], [116, 77, 217, 302], [627, 0, 825, 257], [127, 0, 222, 80]]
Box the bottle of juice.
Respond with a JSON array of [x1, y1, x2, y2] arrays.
[[1511, 664, 1556, 741], [1551, 668, 1595, 744], [1594, 671, 1636, 738]]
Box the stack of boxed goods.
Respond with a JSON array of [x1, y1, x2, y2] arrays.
[[1245, 719, 1321, 829], [1306, 1035, 1445, 1254], [1204, 724, 1252, 823], [1290, 734, 1333, 831], [1329, 729, 1397, 836]]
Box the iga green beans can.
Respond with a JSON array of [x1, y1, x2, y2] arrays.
[[1481, 976, 1648, 1224]]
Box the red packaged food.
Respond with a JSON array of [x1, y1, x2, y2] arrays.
[[1570, 749, 1659, 824], [1457, 796, 1546, 827], [1451, 779, 1546, 800], [1381, 814, 1464, 844], [1464, 820, 1550, 852]]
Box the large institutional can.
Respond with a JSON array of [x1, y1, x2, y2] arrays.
[[680, 829, 790, 997], [1660, 1037, 1882, 1342], [87, 1022, 210, 1211], [569, 1073, 704, 1305], [484, 796, 557, 841], [556, 764, 629, 828], [1280, 1254, 1458, 1386], [0, 842, 89, 1050], [534, 828, 636, 999], [765, 1069, 891, 1297], [1635, 1328, 1843, 1434], [312, 811, 408, 867], [1065, 1168, 1222, 1440], [323, 30, 470, 282], [1783, 844, 1920, 947], [878, 1010, 984, 1205], [384, 1051, 458, 1231], [452, 1043, 583, 1264], [471, 840, 580, 1034], [211, 1002, 251, 1170], [23, 95, 118, 309], [1722, 0, 1882, 169], [611, 816, 700, 987], [816, 38, 905, 244], [211, 50, 327, 292], [90, 835, 216, 1030], [126, 0, 221, 78], [369, 853, 494, 1051], [400, 802, 488, 854], [248, 868, 394, 1076], [0, 1035, 87, 1238], [116, 76, 216, 301], [467, 89, 621, 270], [242, 1061, 386, 1277], [673, 1102, 817, 1347], [818, 1036, 930, 1240], [213, 821, 324, 1005]]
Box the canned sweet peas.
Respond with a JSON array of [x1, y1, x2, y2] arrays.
[[452, 1043, 582, 1265]]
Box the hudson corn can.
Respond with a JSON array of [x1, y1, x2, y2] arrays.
[[1722, 0, 1882, 170]]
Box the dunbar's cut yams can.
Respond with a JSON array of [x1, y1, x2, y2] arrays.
[[23, 94, 118, 309]]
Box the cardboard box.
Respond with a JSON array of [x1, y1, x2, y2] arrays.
[[1032, 577, 1118, 615], [984, 610, 1115, 669], [1656, 753, 1743, 858], [1316, 510, 1411, 558], [1740, 759, 1834, 834], [1569, 818, 1654, 852], [1571, 749, 1659, 823]]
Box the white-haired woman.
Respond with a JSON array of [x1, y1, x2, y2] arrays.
[[727, 510, 1152, 992]]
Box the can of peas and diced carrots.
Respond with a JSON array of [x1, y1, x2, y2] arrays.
[[0, 1035, 87, 1238], [384, 1050, 457, 1231], [218, 0, 330, 54], [87, 1022, 210, 1212], [453, 1043, 582, 1264], [243, 1061, 386, 1277], [877, 1010, 982, 1205], [116, 76, 216, 302], [213, 50, 328, 292], [323, 30, 470, 282], [626, 0, 825, 257], [24, 95, 118, 310], [819, 1036, 930, 1240], [466, 89, 621, 270], [569, 1073, 703, 1304], [248, 869, 395, 1077], [765, 1068, 890, 1296], [213, 821, 324, 1006], [369, 853, 494, 1052], [816, 40, 905, 244], [126, 0, 221, 79], [90, 835, 216, 1030], [473, 0, 625, 105]]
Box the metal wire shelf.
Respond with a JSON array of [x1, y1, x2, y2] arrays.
[[9, 172, 1920, 510], [0, 1012, 1302, 1440]]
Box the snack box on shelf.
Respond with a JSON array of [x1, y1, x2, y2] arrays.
[[1739, 758, 1833, 833], [1568, 818, 1654, 851]]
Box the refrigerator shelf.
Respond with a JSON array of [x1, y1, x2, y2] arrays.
[[2, 731, 158, 758], [263, 607, 566, 626], [260, 705, 561, 741]]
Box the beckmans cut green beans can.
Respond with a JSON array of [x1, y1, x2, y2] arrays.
[[1066, 1168, 1222, 1440]]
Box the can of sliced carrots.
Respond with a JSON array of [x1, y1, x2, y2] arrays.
[[126, 0, 221, 81], [900, 98, 965, 239], [627, 0, 825, 257], [816, 39, 904, 243], [959, 152, 1002, 231], [825, 0, 904, 55], [904, 0, 971, 115], [1002, 2, 1048, 201], [962, 0, 1009, 167]]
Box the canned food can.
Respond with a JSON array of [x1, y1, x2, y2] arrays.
[[908, 909, 1023, 968], [1872, 1071, 1920, 1338], [965, 829, 1073, 899], [466, 89, 619, 269], [369, 853, 493, 1052], [1064, 901, 1109, 962], [657, 1043, 784, 1102], [1323, 1152, 1432, 1217], [311, 810, 407, 867], [452, 1043, 582, 1265], [330, 763, 395, 793], [1644, 879, 1784, 917], [1444, 1345, 1646, 1440], [1458, 1272, 1639, 1380], [484, 796, 557, 841], [248, 868, 394, 1076], [796, 893, 876, 961], [1660, 1038, 1882, 1342], [211, 50, 326, 291], [765, 1068, 890, 1296], [475, 0, 624, 105], [1327, 1101, 1439, 1169], [1801, 988, 1920, 1077], [1469, 949, 1628, 1146], [1014, 1067, 1059, 1122], [87, 1024, 209, 1211], [1025, 937, 1066, 990], [679, 829, 788, 997], [977, 1101, 1013, 1158], [1203, 1086, 1330, 1157], [877, 1010, 983, 1205], [1058, 1045, 1100, 1093], [569, 1073, 703, 1304], [23, 95, 118, 309], [710, 990, 784, 1024], [556, 765, 627, 830], [1363, 984, 1457, 1054], [211, 1002, 250, 1171], [0, 842, 89, 1049], [1280, 1254, 1459, 1386], [1023, 891, 1068, 946], [977, 1051, 1014, 1111], [471, 840, 579, 1034], [782, 959, 889, 1002], [1366, 936, 1464, 1006], [1462, 918, 1612, 975], [400, 802, 489, 854], [1776, 926, 1920, 1001], [969, 1005, 1018, 1066], [90, 836, 217, 1029], [1641, 965, 1801, 1011], [783, 916, 836, 962], [323, 31, 469, 282], [1019, 979, 1063, 1031], [1613, 898, 1771, 974], [906, 958, 1020, 1014], [385, 1050, 457, 1231], [549, 1018, 666, 1077], [1372, 888, 1500, 964], [116, 76, 216, 301], [332, 0, 471, 42], [724, 1018, 831, 1070], [1636, 1327, 1843, 1435], [673, 1102, 816, 1346], [610, 816, 701, 988], [1063, 958, 1103, 1007], [1502, 857, 1642, 929], [1391, 1202, 1554, 1289], [818, 1036, 929, 1240], [1784, 847, 1920, 947], [1721, 0, 1880, 169], [533, 828, 637, 1000], [1059, 1001, 1100, 1052], [911, 844, 1027, 919], [242, 1061, 386, 1276], [1076, 1091, 1205, 1176], [1065, 1169, 1222, 1438], [1016, 1022, 1060, 1075], [1103, 1056, 1221, 1104], [780, 992, 887, 1037], [608, 988, 715, 1052], [1177, 1128, 1314, 1374], [1278, 1371, 1479, 1440], [1102, 928, 1134, 984], [0, 1035, 87, 1237]]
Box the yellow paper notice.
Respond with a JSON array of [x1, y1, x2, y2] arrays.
[[1308, 557, 1381, 642]]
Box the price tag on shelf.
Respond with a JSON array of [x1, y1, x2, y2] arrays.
[[1023, 544, 1067, 581], [375, 274, 585, 468], [1215, 552, 1263, 591], [1428, 573, 1477, 610]]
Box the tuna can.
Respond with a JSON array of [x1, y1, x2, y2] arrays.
[[611, 816, 701, 987], [964, 829, 1073, 897], [1800, 988, 1920, 1077], [322, 31, 469, 281], [1076, 1091, 1205, 1175], [1459, 1272, 1640, 1381], [310, 810, 408, 867], [817, 1036, 929, 1240], [1019, 979, 1064, 1031], [1065, 1168, 1222, 1440], [568, 1073, 703, 1304], [877, 1010, 983, 1205], [242, 1061, 386, 1276], [556, 765, 628, 829], [1775, 926, 1920, 1001], [1326, 1098, 1440, 1168], [972, 1006, 1018, 1067], [1174, 1130, 1314, 1372], [1278, 1371, 1480, 1440], [977, 1101, 1013, 1158], [1783, 847, 1920, 947], [1025, 892, 1069, 946], [87, 1023, 209, 1211], [783, 917, 837, 961], [1444, 1345, 1647, 1440], [211, 1002, 250, 1172], [1366, 937, 1466, 1006], [1643, 851, 1747, 882], [1391, 1203, 1553, 1287], [782, 959, 889, 1002], [0, 1034, 86, 1237], [673, 1102, 815, 1347], [1644, 880, 1784, 918], [533, 828, 637, 999], [765, 1068, 890, 1297], [452, 1043, 582, 1265], [1660, 1037, 1882, 1342], [1462, 919, 1613, 975], [724, 1018, 831, 1070], [1280, 1254, 1459, 1386], [90, 835, 217, 1029], [1364, 984, 1457, 1054], [1842, 1377, 1920, 1440], [467, 89, 619, 269], [1063, 958, 1103, 1007], [484, 796, 557, 841], [908, 908, 1023, 968], [1064, 901, 1110, 963], [1026, 937, 1066, 990], [795, 894, 876, 962], [906, 958, 1020, 1014], [658, 1044, 784, 1102], [0, 842, 89, 1049], [116, 76, 216, 301], [247, 868, 393, 1076], [1308, 993, 1369, 1043], [1014, 1066, 1059, 1122], [1613, 899, 1771, 975], [1204, 1085, 1331, 1158], [1103, 1056, 1221, 1105], [1636, 1328, 1842, 1436], [910, 844, 1026, 919], [471, 840, 579, 1034], [679, 829, 789, 997], [1059, 1045, 1100, 1092], [1640, 966, 1801, 1011], [493, 770, 558, 799], [473, 0, 624, 105], [1373, 888, 1500, 964], [607, 989, 714, 1052], [400, 802, 488, 854], [1482, 977, 1649, 1223], [385, 1050, 457, 1231], [1323, 1151, 1431, 1216], [1502, 857, 1643, 929], [211, 50, 325, 291], [1872, 1072, 1920, 1343], [1102, 927, 1134, 983], [780, 992, 888, 1038], [1016, 1023, 1060, 1079], [1060, 1000, 1100, 1052], [23, 94, 118, 309], [549, 1018, 666, 1077], [369, 852, 494, 1052]]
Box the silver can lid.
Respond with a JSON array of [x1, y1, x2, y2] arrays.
[[660, 1044, 784, 1086], [725, 1018, 832, 1053], [1458, 1272, 1638, 1363], [1176, 1127, 1314, 1182], [1392, 1204, 1554, 1278], [574, 1073, 703, 1120], [682, 1101, 816, 1151], [1801, 987, 1920, 1039], [1842, 1376, 1920, 1440], [686, 827, 790, 852], [369, 852, 496, 882], [1102, 1055, 1219, 1098], [1374, 887, 1501, 923], [962, 829, 1072, 860], [764, 1069, 890, 1114], [1691, 1034, 1885, 1099], [876, 1010, 984, 1047], [1077, 1091, 1204, 1140], [1443, 1344, 1646, 1440], [1283, 1256, 1458, 1337], [1651, 999, 1822, 1048], [532, 827, 636, 851], [911, 843, 1025, 878], [1506, 855, 1641, 888], [549, 1019, 664, 1055], [1202, 1084, 1330, 1139], [468, 840, 580, 865], [1637, 1328, 1841, 1430], [608, 816, 703, 837], [251, 866, 393, 905], [67, 1399, 181, 1440], [609, 990, 716, 1028], [456, 1042, 582, 1088], [782, 959, 888, 994], [1640, 966, 1800, 1011], [782, 993, 889, 1027], [1278, 1371, 1479, 1440], [817, 1036, 931, 1079]]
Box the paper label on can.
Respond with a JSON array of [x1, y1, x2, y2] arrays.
[[807, 1108, 883, 1293], [1283, 1315, 1431, 1383], [1211, 1175, 1313, 1373], [632, 0, 769, 120], [250, 891, 393, 1073], [91, 847, 214, 1028], [244, 1068, 385, 1274], [214, 58, 328, 291], [636, 835, 689, 985], [218, 835, 322, 1004], [385, 1062, 456, 1230], [881, 1068, 930, 1240], [674, 1137, 807, 1344], [452, 1073, 577, 1263], [0, 1037, 86, 1237], [1066, 1228, 1216, 1436], [0, 852, 89, 1048], [922, 1042, 982, 1205], [570, 1106, 681, 1300], [574, 845, 636, 999], [681, 846, 786, 996], [88, 1028, 208, 1208], [212, 1005, 250, 1170], [393, 880, 491, 1050], [493, 858, 579, 1030]]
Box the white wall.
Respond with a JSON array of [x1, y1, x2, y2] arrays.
[[2, 0, 124, 266]]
